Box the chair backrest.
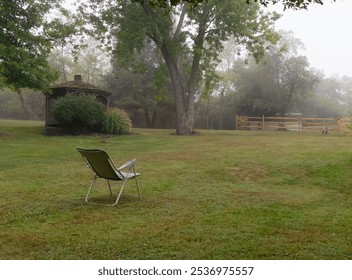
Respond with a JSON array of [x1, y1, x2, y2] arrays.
[[76, 148, 123, 180]]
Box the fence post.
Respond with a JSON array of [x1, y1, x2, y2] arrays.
[[336, 117, 344, 134], [262, 115, 265, 130]]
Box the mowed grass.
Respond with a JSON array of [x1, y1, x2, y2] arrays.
[[1, 119, 352, 260]]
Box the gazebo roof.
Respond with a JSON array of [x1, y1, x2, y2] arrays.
[[50, 75, 111, 96]]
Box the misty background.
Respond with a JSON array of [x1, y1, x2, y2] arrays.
[[1, 0, 352, 130]]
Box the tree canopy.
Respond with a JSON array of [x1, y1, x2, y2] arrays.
[[133, 0, 330, 9], [0, 0, 64, 92], [86, 0, 279, 134]]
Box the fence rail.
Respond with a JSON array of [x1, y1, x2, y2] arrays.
[[235, 115, 350, 134]]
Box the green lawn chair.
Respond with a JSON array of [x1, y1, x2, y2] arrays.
[[76, 147, 141, 206]]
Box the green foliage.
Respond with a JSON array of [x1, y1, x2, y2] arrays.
[[53, 94, 105, 133], [248, 0, 327, 9], [101, 108, 132, 135], [233, 32, 319, 116], [85, 0, 280, 134], [0, 0, 62, 91], [133, 0, 328, 10], [133, 0, 205, 8]]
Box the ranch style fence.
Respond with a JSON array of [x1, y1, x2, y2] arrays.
[[235, 115, 351, 134]]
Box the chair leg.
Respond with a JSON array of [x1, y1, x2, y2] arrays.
[[110, 178, 128, 207], [85, 175, 98, 203], [133, 167, 142, 200], [135, 177, 141, 200], [85, 173, 140, 207], [106, 180, 113, 196]]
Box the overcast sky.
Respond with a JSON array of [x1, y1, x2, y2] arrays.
[[269, 0, 352, 78]]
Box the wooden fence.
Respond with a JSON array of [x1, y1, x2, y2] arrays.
[[235, 115, 351, 134]]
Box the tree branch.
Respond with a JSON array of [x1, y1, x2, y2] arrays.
[[173, 3, 187, 39]]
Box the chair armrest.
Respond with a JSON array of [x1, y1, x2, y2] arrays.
[[118, 159, 137, 170]]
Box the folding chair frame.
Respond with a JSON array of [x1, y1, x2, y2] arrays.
[[77, 148, 141, 207]]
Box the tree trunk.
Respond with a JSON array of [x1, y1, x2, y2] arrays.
[[175, 102, 194, 135], [161, 45, 194, 135], [142, 1, 204, 135], [16, 89, 35, 120], [205, 96, 210, 129], [144, 108, 157, 128], [219, 87, 225, 130]]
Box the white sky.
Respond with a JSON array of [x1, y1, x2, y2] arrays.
[[269, 0, 352, 77]]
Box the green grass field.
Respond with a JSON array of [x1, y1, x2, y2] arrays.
[[1, 119, 352, 259]]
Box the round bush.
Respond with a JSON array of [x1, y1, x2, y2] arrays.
[[101, 108, 132, 135], [53, 94, 105, 133]]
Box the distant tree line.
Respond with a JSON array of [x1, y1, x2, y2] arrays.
[[1, 0, 347, 131]]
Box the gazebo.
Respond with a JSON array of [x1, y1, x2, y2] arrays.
[[44, 75, 112, 135]]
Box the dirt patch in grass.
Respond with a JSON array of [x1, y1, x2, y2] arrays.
[[228, 164, 268, 183], [0, 131, 9, 138]]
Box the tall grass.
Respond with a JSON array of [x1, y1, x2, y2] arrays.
[[1, 119, 352, 259]]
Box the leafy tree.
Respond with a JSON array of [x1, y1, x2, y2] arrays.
[[297, 74, 352, 118], [234, 59, 283, 116], [46, 15, 85, 83], [48, 37, 110, 86], [133, 0, 332, 9], [195, 87, 236, 130], [105, 43, 175, 129], [0, 0, 67, 118], [85, 0, 278, 134], [234, 31, 319, 116], [0, 0, 56, 89], [48, 46, 76, 83]]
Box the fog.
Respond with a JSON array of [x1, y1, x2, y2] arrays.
[[270, 0, 352, 77]]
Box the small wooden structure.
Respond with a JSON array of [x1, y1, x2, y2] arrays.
[[44, 75, 112, 135]]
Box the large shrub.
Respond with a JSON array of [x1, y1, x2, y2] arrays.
[[101, 108, 132, 135], [53, 94, 105, 133]]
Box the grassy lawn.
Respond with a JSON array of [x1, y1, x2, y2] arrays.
[[1, 119, 352, 260]]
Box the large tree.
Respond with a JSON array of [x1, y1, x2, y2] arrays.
[[297, 74, 352, 118], [0, 0, 68, 117], [234, 31, 319, 116], [86, 0, 278, 134], [105, 42, 175, 129], [0, 0, 62, 89]]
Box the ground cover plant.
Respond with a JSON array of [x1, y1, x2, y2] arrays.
[[1, 119, 352, 260]]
